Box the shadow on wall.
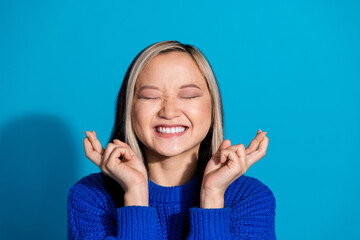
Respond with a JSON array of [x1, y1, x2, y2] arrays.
[[0, 114, 78, 240]]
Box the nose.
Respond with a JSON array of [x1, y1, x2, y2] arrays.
[[159, 97, 182, 119]]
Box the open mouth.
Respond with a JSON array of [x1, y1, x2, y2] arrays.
[[154, 125, 189, 137], [155, 126, 187, 134]]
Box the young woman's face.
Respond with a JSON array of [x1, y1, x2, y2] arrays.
[[132, 51, 212, 159]]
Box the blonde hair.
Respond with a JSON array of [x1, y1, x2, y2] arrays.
[[111, 40, 224, 165]]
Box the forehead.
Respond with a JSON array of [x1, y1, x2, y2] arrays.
[[135, 51, 208, 89]]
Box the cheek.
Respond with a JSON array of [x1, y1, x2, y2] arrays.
[[132, 102, 158, 135], [187, 99, 212, 128], [132, 103, 148, 134]]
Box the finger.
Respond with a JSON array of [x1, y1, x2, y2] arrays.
[[101, 143, 119, 169], [227, 144, 247, 173], [245, 131, 267, 155], [235, 144, 247, 175], [113, 139, 137, 157], [105, 145, 133, 167], [84, 137, 102, 166], [102, 147, 122, 176], [105, 147, 129, 174], [247, 135, 269, 167], [113, 139, 129, 148], [214, 139, 232, 158], [219, 148, 238, 167], [246, 131, 267, 153], [86, 131, 105, 155], [228, 143, 244, 152]]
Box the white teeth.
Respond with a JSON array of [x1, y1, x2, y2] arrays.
[[156, 126, 186, 134]]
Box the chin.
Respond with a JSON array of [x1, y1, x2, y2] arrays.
[[153, 143, 196, 158], [155, 148, 185, 158]]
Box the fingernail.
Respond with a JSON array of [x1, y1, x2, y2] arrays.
[[85, 131, 90, 137]]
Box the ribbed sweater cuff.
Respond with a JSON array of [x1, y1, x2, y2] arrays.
[[117, 206, 159, 239], [187, 207, 232, 240]]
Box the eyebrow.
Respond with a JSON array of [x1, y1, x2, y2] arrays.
[[138, 84, 202, 92]]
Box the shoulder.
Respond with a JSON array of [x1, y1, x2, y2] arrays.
[[68, 172, 105, 195], [225, 175, 276, 238], [67, 172, 114, 209], [225, 174, 276, 207]]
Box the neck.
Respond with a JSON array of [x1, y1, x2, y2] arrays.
[[145, 147, 199, 186]]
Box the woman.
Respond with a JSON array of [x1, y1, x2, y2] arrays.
[[67, 40, 276, 239]]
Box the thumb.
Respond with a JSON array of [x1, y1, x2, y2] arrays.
[[214, 139, 231, 157], [220, 139, 231, 150], [113, 139, 136, 162], [113, 139, 127, 146], [122, 149, 132, 161]]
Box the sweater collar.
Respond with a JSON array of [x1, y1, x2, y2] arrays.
[[148, 176, 199, 203]]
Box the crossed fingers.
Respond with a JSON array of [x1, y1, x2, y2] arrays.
[[245, 130, 268, 166], [84, 131, 135, 171], [219, 130, 268, 174], [84, 131, 104, 166]]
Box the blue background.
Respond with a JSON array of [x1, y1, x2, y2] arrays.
[[1, 0, 359, 239]]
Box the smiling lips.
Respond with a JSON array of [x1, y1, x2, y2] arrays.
[[154, 125, 189, 138]]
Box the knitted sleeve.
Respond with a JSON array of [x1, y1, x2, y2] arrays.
[[67, 176, 161, 240], [185, 176, 276, 240]]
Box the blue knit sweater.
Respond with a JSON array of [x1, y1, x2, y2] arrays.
[[67, 172, 276, 239]]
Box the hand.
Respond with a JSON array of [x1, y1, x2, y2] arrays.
[[83, 131, 148, 193], [201, 129, 269, 196]]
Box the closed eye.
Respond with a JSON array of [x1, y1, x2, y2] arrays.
[[181, 96, 199, 99], [137, 93, 159, 100], [141, 96, 159, 100], [137, 92, 200, 100]]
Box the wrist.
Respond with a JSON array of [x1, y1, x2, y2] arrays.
[[200, 190, 224, 209], [124, 187, 149, 207]]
